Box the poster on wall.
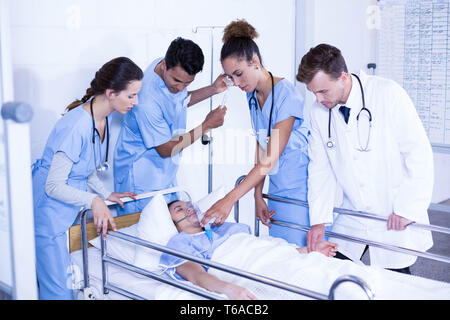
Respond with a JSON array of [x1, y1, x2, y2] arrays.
[[377, 0, 450, 149]]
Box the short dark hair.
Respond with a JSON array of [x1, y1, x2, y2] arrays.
[[296, 44, 348, 84], [165, 37, 204, 75]]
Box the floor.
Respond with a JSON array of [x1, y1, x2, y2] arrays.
[[410, 203, 450, 282]]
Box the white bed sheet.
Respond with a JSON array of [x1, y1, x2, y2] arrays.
[[70, 247, 164, 300], [155, 234, 450, 300], [70, 234, 450, 301]]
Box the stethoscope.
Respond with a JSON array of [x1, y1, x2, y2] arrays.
[[90, 98, 110, 172], [249, 71, 275, 144], [327, 73, 372, 152]]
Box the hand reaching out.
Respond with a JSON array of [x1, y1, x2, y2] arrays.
[[306, 224, 325, 253], [212, 74, 231, 94], [314, 241, 338, 257], [203, 106, 227, 132], [202, 196, 234, 227], [107, 191, 137, 209], [255, 196, 275, 227], [297, 241, 338, 257], [91, 196, 117, 239]]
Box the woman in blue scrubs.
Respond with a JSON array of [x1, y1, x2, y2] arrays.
[[201, 20, 310, 247], [32, 57, 143, 299]]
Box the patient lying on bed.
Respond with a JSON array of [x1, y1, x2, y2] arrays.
[[159, 200, 338, 300]]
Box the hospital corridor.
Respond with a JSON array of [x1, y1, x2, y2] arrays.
[[1, 0, 450, 308]]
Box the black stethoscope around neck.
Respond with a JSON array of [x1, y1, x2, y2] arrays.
[[327, 73, 372, 152], [90, 98, 110, 172], [248, 71, 275, 144]]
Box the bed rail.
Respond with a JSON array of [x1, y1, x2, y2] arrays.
[[234, 176, 450, 265], [270, 219, 450, 264], [75, 186, 188, 296], [76, 188, 373, 300], [328, 275, 374, 300], [100, 236, 225, 300], [101, 230, 357, 300], [263, 194, 450, 235], [76, 194, 371, 300]]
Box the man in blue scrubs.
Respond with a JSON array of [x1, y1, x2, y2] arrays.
[[114, 38, 227, 215]]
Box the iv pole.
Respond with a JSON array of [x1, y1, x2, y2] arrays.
[[192, 26, 224, 193]]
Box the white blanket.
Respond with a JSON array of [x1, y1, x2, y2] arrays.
[[154, 233, 450, 300]]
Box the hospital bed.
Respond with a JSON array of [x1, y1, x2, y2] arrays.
[[68, 182, 450, 300]]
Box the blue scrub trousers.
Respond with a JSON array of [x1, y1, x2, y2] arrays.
[[35, 233, 74, 300], [268, 195, 309, 247]]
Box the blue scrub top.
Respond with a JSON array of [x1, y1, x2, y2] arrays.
[[159, 222, 251, 281], [248, 79, 310, 195], [114, 58, 190, 212], [32, 106, 108, 236]]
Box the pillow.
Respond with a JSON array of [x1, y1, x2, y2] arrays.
[[194, 186, 235, 223], [89, 224, 138, 264], [133, 194, 178, 272]]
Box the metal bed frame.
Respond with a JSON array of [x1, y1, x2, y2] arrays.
[[234, 175, 450, 265], [74, 177, 450, 300]]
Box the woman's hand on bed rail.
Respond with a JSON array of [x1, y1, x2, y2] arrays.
[[106, 192, 137, 209], [91, 196, 117, 239], [255, 195, 275, 227]]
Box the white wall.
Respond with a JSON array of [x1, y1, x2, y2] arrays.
[[295, 0, 450, 204], [9, 0, 297, 232], [295, 0, 378, 113], [433, 152, 450, 203], [9, 0, 448, 240]]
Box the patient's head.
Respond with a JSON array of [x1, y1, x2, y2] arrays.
[[168, 200, 202, 232]]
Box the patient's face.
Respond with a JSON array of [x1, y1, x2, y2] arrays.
[[168, 201, 201, 228]]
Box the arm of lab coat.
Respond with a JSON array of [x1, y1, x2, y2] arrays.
[[390, 83, 434, 224], [307, 108, 337, 226]]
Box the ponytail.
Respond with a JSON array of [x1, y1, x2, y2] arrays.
[[65, 87, 94, 112]]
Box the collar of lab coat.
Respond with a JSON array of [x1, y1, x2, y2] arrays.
[[335, 71, 366, 124]]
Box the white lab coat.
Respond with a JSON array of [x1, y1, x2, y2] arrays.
[[308, 71, 434, 269]]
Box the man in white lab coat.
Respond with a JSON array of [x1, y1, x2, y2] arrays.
[[296, 44, 434, 273]]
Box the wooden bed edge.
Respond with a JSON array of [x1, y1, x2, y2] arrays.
[[68, 211, 141, 253]]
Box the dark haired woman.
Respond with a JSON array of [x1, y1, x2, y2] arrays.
[[32, 57, 143, 299], [201, 20, 315, 249]]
